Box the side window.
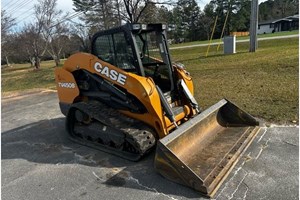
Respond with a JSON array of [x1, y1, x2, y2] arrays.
[[93, 35, 115, 65], [113, 33, 136, 70]]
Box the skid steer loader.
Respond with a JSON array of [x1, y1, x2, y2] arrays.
[[55, 23, 260, 197]]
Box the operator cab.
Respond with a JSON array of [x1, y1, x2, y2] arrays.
[[91, 23, 174, 93]]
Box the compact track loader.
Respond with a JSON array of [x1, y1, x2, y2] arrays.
[[55, 23, 260, 197]]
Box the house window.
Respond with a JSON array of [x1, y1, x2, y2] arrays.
[[270, 24, 274, 28], [258, 25, 260, 29]]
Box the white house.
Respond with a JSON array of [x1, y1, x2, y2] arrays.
[[258, 15, 299, 34]]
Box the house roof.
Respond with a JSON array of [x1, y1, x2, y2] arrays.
[[259, 15, 299, 25], [259, 19, 275, 25]]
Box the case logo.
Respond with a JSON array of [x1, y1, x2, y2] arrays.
[[94, 62, 127, 85]]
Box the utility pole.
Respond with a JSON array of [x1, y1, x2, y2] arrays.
[[249, 0, 259, 52]]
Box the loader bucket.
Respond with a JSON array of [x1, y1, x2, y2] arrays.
[[154, 99, 260, 197]]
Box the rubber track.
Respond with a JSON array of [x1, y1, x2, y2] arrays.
[[68, 101, 156, 161]]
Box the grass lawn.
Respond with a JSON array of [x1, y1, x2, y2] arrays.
[[2, 60, 63, 93], [169, 30, 299, 48], [170, 37, 298, 124], [2, 37, 298, 124]]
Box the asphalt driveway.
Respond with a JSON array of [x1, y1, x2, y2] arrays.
[[2, 91, 298, 200]]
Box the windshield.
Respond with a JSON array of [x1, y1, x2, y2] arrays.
[[135, 32, 164, 65], [135, 32, 172, 92]]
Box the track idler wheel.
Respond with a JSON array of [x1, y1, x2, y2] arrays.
[[75, 110, 91, 123]]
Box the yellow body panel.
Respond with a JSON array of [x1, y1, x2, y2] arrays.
[[55, 52, 194, 138], [55, 68, 80, 103]]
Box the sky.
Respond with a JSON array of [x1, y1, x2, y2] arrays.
[[1, 0, 75, 30], [2, 0, 264, 31], [1, 0, 211, 28]]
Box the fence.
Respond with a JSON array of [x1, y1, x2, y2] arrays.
[[230, 32, 249, 37]]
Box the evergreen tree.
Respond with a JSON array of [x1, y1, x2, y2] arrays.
[[139, 3, 159, 23], [73, 0, 120, 32], [139, 4, 172, 24], [205, 0, 252, 37], [200, 3, 215, 40], [231, 0, 251, 31], [259, 0, 298, 21], [173, 0, 202, 42]]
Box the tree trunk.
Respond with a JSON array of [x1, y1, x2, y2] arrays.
[[5, 55, 11, 67], [55, 57, 60, 67], [34, 56, 40, 69], [116, 0, 122, 26], [29, 57, 34, 67]]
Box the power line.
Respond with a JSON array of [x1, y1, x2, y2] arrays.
[[6, 0, 34, 16], [47, 4, 100, 29], [68, 19, 90, 27], [15, 11, 34, 25], [49, 11, 84, 28], [2, 0, 20, 10], [14, 6, 34, 20], [16, 10, 85, 28], [7, 0, 34, 15], [6, 0, 29, 12], [12, 2, 87, 29]]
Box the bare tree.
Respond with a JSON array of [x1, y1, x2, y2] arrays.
[[24, 0, 69, 69], [121, 0, 174, 23], [200, 14, 214, 40], [26, 0, 53, 69], [46, 20, 70, 67], [20, 24, 47, 68], [1, 10, 15, 36], [1, 10, 16, 66], [73, 0, 175, 31], [69, 23, 91, 52], [38, 0, 70, 67], [114, 0, 123, 26]]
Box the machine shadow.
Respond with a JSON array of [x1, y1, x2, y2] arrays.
[[2, 117, 202, 199]]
